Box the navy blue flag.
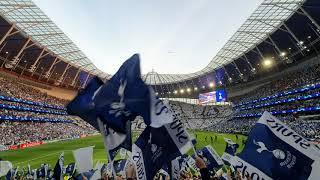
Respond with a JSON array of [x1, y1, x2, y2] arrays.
[[75, 170, 96, 180], [5, 169, 13, 180], [67, 77, 132, 162], [66, 163, 76, 175], [231, 112, 320, 180], [66, 76, 104, 130], [53, 152, 64, 180], [197, 145, 224, 171], [101, 163, 107, 174], [93, 54, 141, 132], [93, 54, 173, 132], [36, 165, 46, 178], [113, 159, 127, 174], [177, 155, 189, 171], [132, 124, 192, 180], [221, 138, 239, 164]]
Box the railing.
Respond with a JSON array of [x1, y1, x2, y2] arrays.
[[234, 82, 320, 108], [237, 92, 320, 111], [0, 103, 67, 115], [0, 115, 72, 123], [235, 106, 320, 118], [0, 95, 66, 110]]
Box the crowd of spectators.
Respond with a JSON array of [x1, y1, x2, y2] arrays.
[[2, 150, 250, 180], [0, 74, 99, 147], [0, 121, 97, 146], [1, 61, 320, 148], [169, 101, 233, 130], [206, 116, 320, 140], [0, 76, 68, 107], [232, 63, 320, 104], [213, 63, 320, 140], [0, 109, 73, 121]]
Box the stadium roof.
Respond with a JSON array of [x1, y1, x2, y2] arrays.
[[143, 0, 306, 84], [0, 0, 110, 78], [0, 0, 315, 88]]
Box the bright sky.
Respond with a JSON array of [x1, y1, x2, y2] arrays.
[[33, 0, 263, 75]]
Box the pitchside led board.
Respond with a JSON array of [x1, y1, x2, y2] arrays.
[[198, 89, 227, 104]]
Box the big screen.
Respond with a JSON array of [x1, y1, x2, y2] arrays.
[[198, 89, 227, 104]]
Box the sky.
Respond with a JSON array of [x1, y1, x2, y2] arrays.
[[33, 0, 264, 75]]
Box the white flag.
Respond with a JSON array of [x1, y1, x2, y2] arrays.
[[73, 146, 94, 173], [0, 161, 12, 177]]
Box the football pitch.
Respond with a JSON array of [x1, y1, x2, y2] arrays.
[[0, 131, 247, 169]]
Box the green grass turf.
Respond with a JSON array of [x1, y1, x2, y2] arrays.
[[0, 131, 246, 169]]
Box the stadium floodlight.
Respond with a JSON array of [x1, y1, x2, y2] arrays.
[[209, 82, 214, 88], [308, 36, 311, 39], [263, 58, 273, 67], [299, 41, 304, 45], [180, 89, 184, 94], [187, 88, 191, 92], [5, 51, 8, 54], [280, 52, 286, 57], [251, 68, 257, 74], [174, 90, 178, 94], [194, 87, 198, 91]]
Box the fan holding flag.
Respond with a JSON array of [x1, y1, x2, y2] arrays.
[[67, 54, 194, 180]]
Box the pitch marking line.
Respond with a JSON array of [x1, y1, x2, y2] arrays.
[[14, 151, 68, 165]]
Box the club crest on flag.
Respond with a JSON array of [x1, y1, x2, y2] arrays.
[[108, 79, 131, 118], [232, 111, 320, 180]]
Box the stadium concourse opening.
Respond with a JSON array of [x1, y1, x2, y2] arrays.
[[1, 0, 320, 180]]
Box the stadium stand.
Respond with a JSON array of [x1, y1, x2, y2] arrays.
[[1, 0, 320, 179], [0, 73, 97, 149], [0, 121, 96, 146], [170, 101, 233, 130]]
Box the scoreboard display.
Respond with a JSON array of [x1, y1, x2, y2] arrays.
[[198, 89, 227, 104]]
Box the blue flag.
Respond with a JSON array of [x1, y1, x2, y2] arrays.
[[93, 54, 141, 132], [66, 163, 76, 176], [221, 138, 239, 164], [66, 76, 104, 130], [198, 145, 224, 170], [53, 152, 64, 180], [132, 123, 192, 180], [232, 112, 320, 180], [36, 165, 46, 178], [113, 159, 127, 175], [5, 169, 13, 180], [93, 54, 173, 132], [67, 76, 132, 162], [75, 170, 96, 180]]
